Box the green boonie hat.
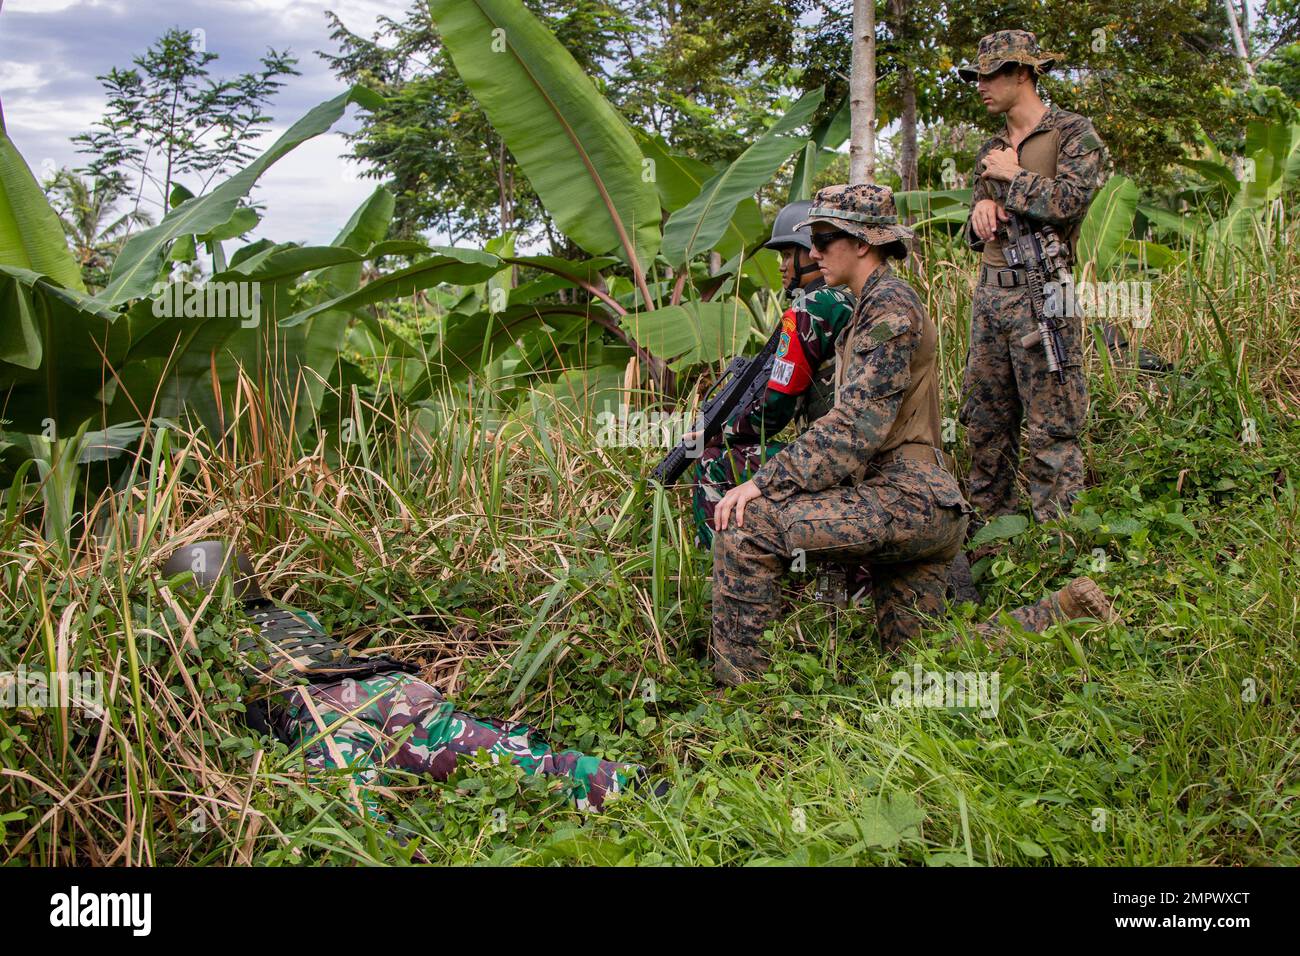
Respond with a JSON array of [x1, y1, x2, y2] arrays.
[[957, 29, 1062, 81], [795, 183, 914, 249]]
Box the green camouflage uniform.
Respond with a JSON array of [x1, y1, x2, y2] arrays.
[[958, 32, 1108, 523], [691, 279, 856, 548], [238, 601, 636, 811]]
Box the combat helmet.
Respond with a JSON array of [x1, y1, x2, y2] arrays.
[[159, 539, 415, 701], [765, 200, 821, 291], [764, 200, 814, 252], [161, 540, 263, 601]]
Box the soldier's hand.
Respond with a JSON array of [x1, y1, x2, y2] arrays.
[[715, 479, 763, 531], [971, 199, 1009, 242], [980, 147, 1021, 182]]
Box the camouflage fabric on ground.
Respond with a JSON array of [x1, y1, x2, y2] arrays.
[[270, 672, 637, 812], [237, 601, 416, 699]]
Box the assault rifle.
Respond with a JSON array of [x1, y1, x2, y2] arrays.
[[650, 324, 783, 485], [1001, 211, 1072, 383]]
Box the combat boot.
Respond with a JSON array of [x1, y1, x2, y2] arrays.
[[1053, 576, 1120, 625]]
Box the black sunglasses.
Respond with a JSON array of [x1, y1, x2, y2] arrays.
[[809, 229, 855, 251]]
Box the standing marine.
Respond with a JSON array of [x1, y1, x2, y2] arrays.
[[958, 30, 1108, 527]]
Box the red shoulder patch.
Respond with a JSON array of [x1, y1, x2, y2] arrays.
[[768, 307, 812, 394]]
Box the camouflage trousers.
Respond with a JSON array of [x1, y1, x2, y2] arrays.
[[711, 460, 969, 681], [691, 439, 786, 549], [960, 282, 1088, 524], [712, 496, 1097, 686], [270, 672, 636, 812]]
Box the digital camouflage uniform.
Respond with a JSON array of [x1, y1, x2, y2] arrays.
[[266, 672, 627, 813], [238, 603, 635, 812], [712, 184, 973, 682], [708, 186, 1117, 684], [163, 543, 636, 813], [691, 279, 856, 548], [958, 31, 1108, 523]]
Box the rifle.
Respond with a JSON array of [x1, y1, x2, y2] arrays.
[[1001, 211, 1072, 383], [650, 323, 783, 485]]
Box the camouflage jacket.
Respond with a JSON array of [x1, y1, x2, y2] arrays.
[[720, 281, 856, 446], [750, 264, 926, 503], [967, 104, 1106, 250]]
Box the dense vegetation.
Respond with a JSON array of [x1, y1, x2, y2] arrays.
[[1, 0, 1297, 865]]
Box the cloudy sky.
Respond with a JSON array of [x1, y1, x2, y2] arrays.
[[0, 0, 405, 245]]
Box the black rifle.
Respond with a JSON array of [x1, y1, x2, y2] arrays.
[[1001, 211, 1072, 383], [651, 324, 783, 485]]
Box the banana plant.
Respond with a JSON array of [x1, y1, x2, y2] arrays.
[[1141, 116, 1300, 252], [0, 87, 458, 550], [426, 0, 824, 397]]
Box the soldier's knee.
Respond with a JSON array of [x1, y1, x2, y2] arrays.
[[742, 493, 780, 527], [1025, 419, 1080, 452]]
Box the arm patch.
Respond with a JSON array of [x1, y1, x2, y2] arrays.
[[768, 307, 812, 395], [859, 312, 911, 351], [1064, 128, 1104, 156]]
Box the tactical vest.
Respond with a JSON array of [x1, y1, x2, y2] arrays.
[[833, 273, 943, 484], [981, 120, 1083, 267], [237, 600, 416, 701]]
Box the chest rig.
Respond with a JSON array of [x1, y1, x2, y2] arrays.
[[831, 267, 942, 484], [979, 109, 1083, 268]]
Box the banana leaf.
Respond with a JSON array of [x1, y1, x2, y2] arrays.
[[636, 133, 765, 260], [406, 302, 594, 401], [428, 0, 660, 270], [619, 301, 752, 371], [279, 247, 502, 329], [1077, 175, 1138, 278], [0, 266, 130, 432], [662, 88, 824, 267], [0, 124, 85, 294], [789, 96, 851, 202], [99, 86, 383, 306]]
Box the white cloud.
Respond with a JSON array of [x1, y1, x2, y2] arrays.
[[0, 62, 46, 93], [184, 0, 393, 38], [246, 131, 380, 245], [0, 0, 406, 243], [4, 94, 100, 135], [3, 0, 123, 12]]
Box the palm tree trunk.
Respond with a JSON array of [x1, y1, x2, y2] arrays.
[[849, 0, 877, 185]]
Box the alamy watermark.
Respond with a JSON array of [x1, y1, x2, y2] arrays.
[[1045, 278, 1152, 327], [595, 402, 702, 453], [151, 279, 260, 326], [1, 666, 104, 715], [50, 886, 151, 936], [890, 664, 1000, 718]]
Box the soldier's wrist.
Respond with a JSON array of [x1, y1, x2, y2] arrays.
[[751, 466, 789, 502]]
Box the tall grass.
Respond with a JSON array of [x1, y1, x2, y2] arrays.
[[1, 214, 1297, 865]]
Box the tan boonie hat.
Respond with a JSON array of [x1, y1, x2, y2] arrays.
[[796, 183, 915, 248], [958, 29, 1062, 81]]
